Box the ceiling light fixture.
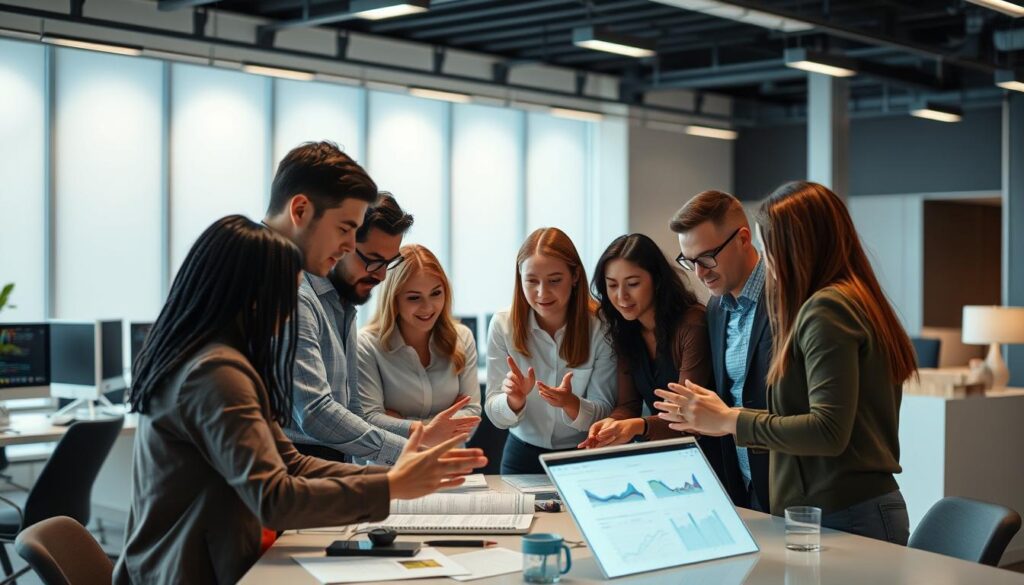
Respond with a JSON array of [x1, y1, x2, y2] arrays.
[[408, 87, 472, 103], [910, 101, 963, 123], [996, 69, 1024, 93], [784, 48, 857, 78], [350, 0, 430, 21], [966, 0, 1024, 18], [0, 27, 39, 41], [685, 125, 739, 140], [241, 63, 315, 81], [40, 34, 142, 57], [549, 107, 605, 122], [572, 26, 656, 58]]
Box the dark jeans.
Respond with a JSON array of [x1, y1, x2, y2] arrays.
[[822, 490, 910, 545], [500, 434, 556, 475], [294, 442, 350, 463]]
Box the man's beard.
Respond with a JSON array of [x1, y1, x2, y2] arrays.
[[329, 264, 381, 305]]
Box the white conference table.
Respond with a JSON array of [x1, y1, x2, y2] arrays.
[[0, 410, 137, 448], [239, 477, 1024, 585]]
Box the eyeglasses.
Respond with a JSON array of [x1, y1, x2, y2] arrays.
[[355, 248, 404, 273], [676, 227, 741, 271]]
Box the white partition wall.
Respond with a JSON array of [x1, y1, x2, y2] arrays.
[[0, 40, 47, 321], [450, 103, 524, 317], [526, 113, 589, 263], [366, 91, 448, 259], [273, 79, 366, 169], [170, 64, 269, 275], [53, 48, 164, 321]]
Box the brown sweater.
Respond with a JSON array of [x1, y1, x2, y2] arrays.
[[114, 343, 391, 585], [609, 304, 713, 440]]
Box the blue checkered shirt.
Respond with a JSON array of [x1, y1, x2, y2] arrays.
[[283, 272, 406, 465], [721, 259, 765, 486]]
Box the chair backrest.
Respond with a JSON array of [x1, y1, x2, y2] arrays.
[[14, 516, 113, 585], [911, 337, 942, 368], [466, 394, 507, 475], [22, 417, 125, 529], [908, 496, 1022, 566]]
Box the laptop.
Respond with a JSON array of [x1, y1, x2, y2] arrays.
[[540, 437, 759, 579]]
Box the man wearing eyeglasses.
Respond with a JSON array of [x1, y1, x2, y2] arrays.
[[668, 189, 771, 514]]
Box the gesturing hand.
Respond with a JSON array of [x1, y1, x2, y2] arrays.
[[504, 356, 536, 413], [578, 417, 644, 449], [653, 380, 738, 437], [537, 372, 581, 420], [386, 424, 488, 500], [421, 395, 481, 448]]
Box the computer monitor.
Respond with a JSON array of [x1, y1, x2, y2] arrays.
[[456, 316, 478, 346], [129, 321, 153, 368], [50, 320, 126, 418], [0, 323, 51, 400]]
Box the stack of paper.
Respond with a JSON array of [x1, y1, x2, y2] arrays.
[[440, 474, 489, 493], [358, 492, 535, 534], [501, 474, 557, 495]]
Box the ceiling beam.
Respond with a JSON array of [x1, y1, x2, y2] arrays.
[[157, 0, 220, 10], [368, 0, 568, 34]]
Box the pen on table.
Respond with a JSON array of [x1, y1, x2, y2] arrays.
[[424, 540, 497, 548]]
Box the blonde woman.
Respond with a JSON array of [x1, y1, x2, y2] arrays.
[[357, 245, 481, 446]]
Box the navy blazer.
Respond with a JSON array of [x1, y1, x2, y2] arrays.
[[705, 292, 772, 513]]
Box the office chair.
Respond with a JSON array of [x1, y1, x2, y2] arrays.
[[466, 406, 508, 475], [14, 516, 112, 585], [910, 337, 942, 368], [908, 496, 1022, 566], [0, 417, 124, 584]]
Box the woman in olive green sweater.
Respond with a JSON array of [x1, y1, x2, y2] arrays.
[[654, 181, 916, 545]]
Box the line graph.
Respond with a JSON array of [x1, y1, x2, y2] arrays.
[[647, 474, 704, 498], [584, 482, 646, 507]]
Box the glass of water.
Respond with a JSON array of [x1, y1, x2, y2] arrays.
[[785, 506, 822, 552]]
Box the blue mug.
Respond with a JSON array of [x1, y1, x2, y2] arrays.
[[521, 533, 572, 584]]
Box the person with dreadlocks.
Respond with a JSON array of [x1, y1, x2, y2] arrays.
[[114, 215, 486, 585]]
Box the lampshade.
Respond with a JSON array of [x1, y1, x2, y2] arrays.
[[962, 306, 1024, 344]]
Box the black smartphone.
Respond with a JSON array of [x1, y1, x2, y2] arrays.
[[325, 540, 421, 557]]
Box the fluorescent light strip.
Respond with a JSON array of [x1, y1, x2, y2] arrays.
[[408, 87, 472, 103], [353, 4, 429, 20], [786, 59, 857, 78], [967, 0, 1024, 17], [549, 107, 605, 122], [574, 39, 655, 58], [685, 125, 738, 140], [0, 27, 39, 41], [242, 63, 315, 81], [998, 79, 1024, 92], [910, 108, 962, 123], [41, 35, 141, 57]]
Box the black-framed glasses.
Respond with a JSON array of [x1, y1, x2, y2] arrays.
[[355, 248, 405, 273], [675, 227, 741, 271]]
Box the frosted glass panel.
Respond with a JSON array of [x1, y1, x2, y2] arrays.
[[527, 113, 588, 261], [450, 103, 523, 317], [273, 79, 366, 170], [366, 91, 446, 256], [53, 48, 164, 321], [170, 64, 268, 273], [0, 40, 46, 321]]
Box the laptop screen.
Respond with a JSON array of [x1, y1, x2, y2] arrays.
[[541, 438, 759, 578]]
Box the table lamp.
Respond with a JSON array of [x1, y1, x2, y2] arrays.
[[962, 306, 1024, 389]]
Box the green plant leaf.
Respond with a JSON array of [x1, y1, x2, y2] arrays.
[[0, 283, 13, 313]]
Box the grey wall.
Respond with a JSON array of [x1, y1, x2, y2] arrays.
[[734, 107, 1002, 199]]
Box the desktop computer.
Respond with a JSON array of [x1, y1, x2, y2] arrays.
[[49, 320, 126, 419], [0, 323, 51, 400]]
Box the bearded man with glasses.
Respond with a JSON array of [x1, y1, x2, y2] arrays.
[[667, 190, 772, 514]]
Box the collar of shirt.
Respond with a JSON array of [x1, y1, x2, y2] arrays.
[[721, 258, 765, 314], [304, 272, 357, 325], [529, 309, 567, 341], [384, 328, 439, 358]]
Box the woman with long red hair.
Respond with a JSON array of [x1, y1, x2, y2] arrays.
[[484, 228, 617, 474], [655, 181, 915, 544]]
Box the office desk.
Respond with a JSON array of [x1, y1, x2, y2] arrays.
[[239, 477, 1024, 585], [0, 411, 137, 448]]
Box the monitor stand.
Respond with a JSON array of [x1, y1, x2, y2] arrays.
[[51, 395, 121, 420]]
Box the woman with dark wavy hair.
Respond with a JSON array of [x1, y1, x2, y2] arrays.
[[579, 233, 712, 448], [117, 215, 485, 585]]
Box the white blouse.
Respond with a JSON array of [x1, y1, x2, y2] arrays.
[[356, 323, 481, 437], [484, 310, 617, 450]]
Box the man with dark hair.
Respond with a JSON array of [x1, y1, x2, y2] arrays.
[[267, 142, 457, 464], [668, 190, 772, 513]]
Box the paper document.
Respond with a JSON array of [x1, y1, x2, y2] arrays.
[[440, 474, 489, 492], [502, 474, 557, 494], [449, 548, 522, 581], [294, 547, 468, 584], [358, 492, 535, 534]]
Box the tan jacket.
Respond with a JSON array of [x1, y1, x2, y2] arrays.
[[114, 342, 391, 585]]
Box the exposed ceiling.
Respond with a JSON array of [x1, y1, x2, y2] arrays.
[[196, 0, 1024, 121]]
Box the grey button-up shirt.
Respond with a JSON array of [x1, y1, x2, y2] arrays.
[[284, 272, 405, 465]]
